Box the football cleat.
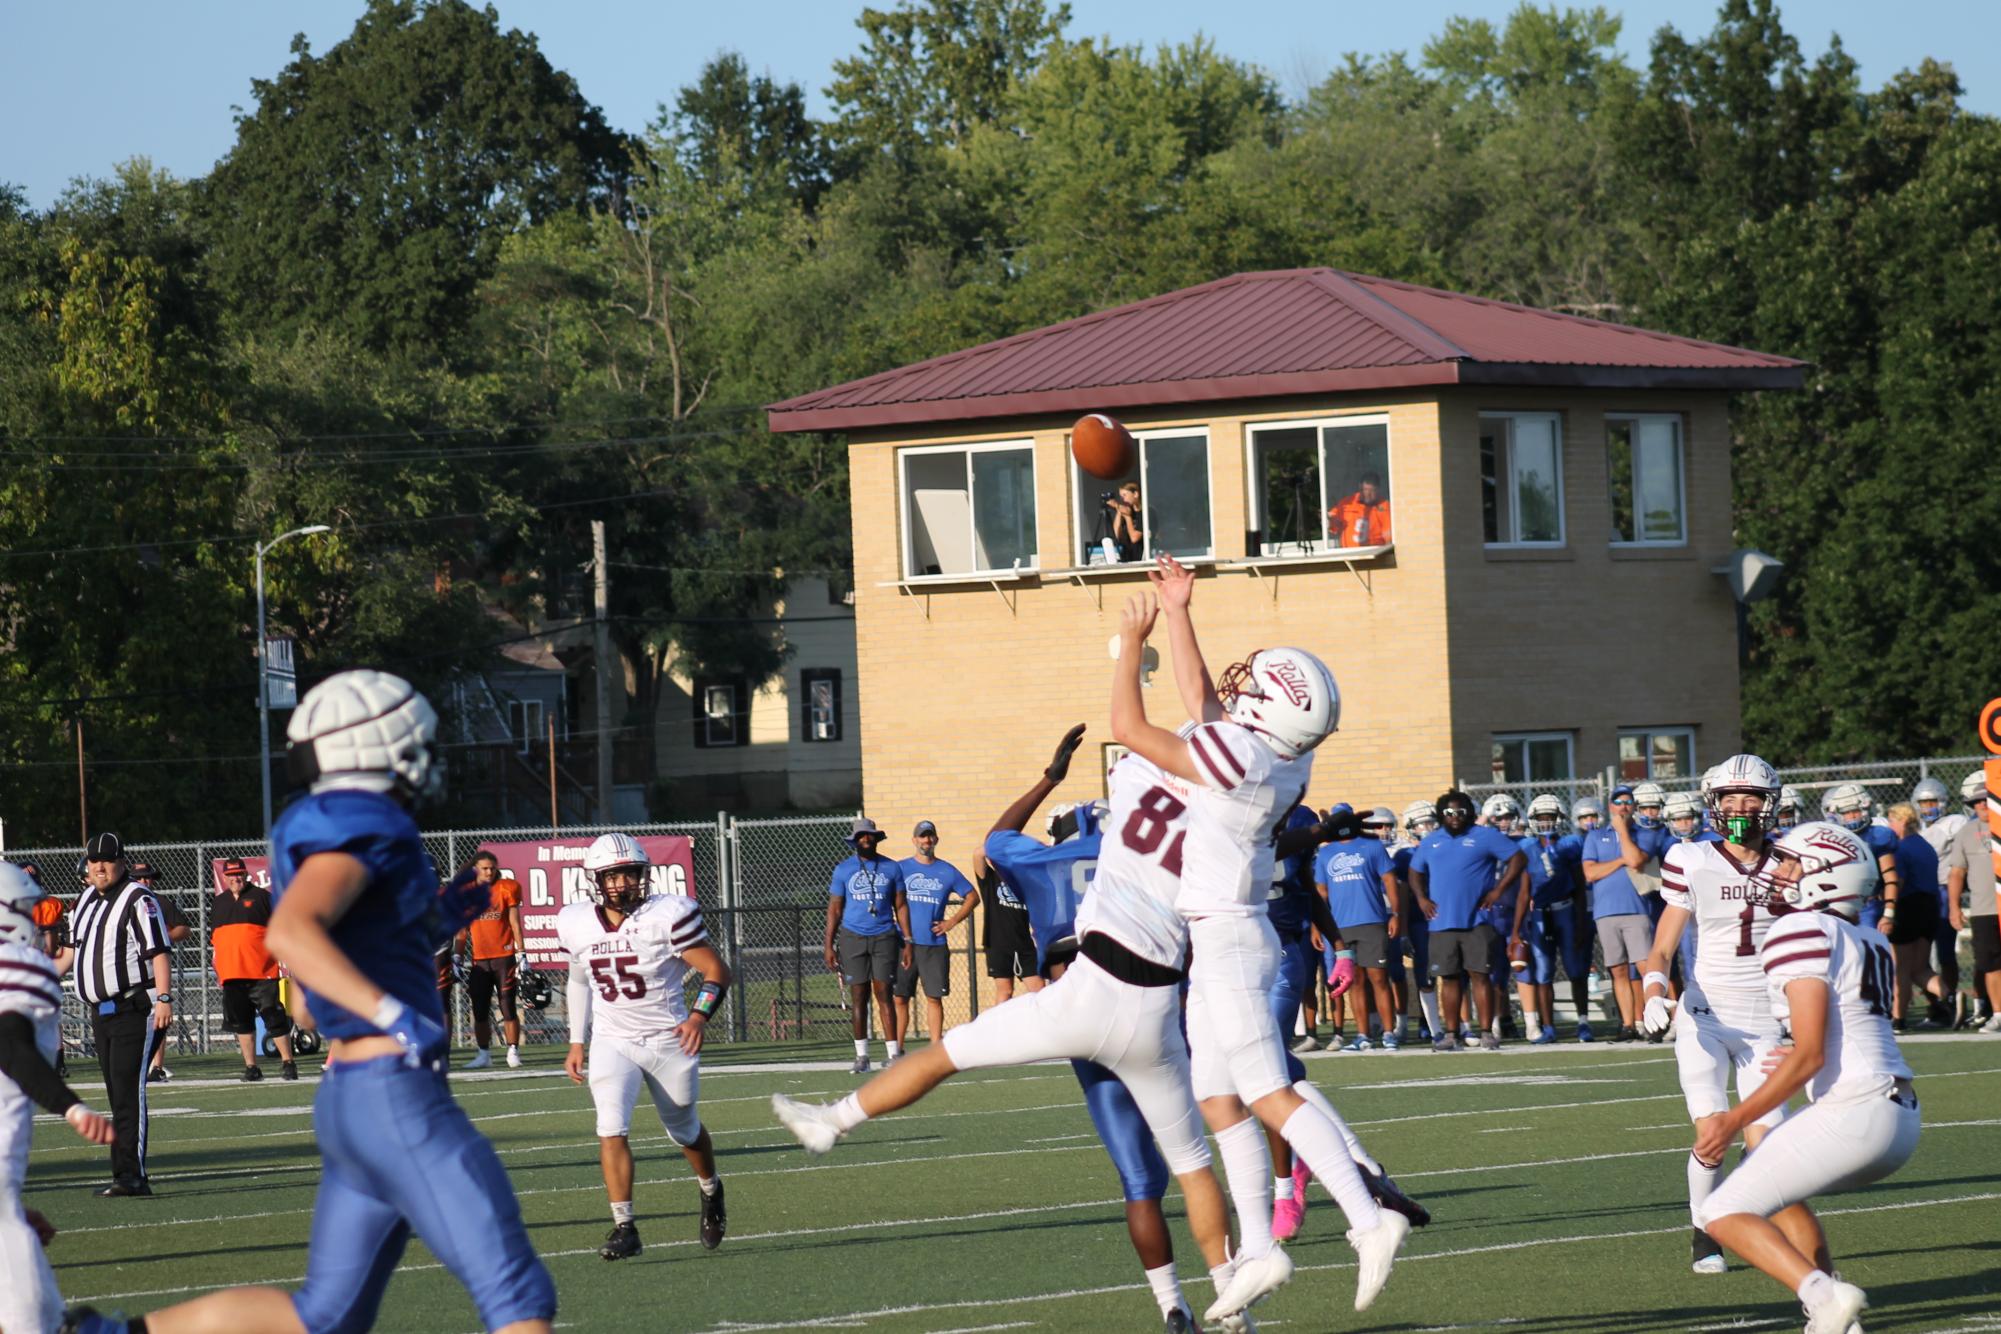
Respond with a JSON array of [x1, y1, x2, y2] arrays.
[[1803, 1279, 1867, 1334], [1290, 1034, 1320, 1053], [1204, 1245, 1294, 1324], [1692, 1227, 1726, 1274], [848, 1055, 870, 1075], [1431, 1033, 1460, 1053], [1363, 1164, 1431, 1228], [241, 1064, 264, 1082], [147, 1065, 172, 1083], [773, 1093, 847, 1157], [282, 1061, 299, 1081], [699, 1179, 727, 1250], [1217, 1307, 1258, 1333], [463, 1049, 493, 1070], [1344, 1034, 1373, 1053], [1381, 1032, 1402, 1051], [1162, 1308, 1194, 1333], [1479, 1032, 1501, 1051], [506, 1045, 523, 1068], [599, 1221, 641, 1261], [1274, 1155, 1311, 1240], [1575, 1021, 1595, 1043], [1271, 1193, 1304, 1242], [1349, 1210, 1411, 1311], [1531, 1028, 1558, 1045]]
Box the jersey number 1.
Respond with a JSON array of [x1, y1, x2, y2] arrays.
[[1121, 787, 1186, 875]]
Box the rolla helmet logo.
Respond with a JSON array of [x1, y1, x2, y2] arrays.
[[1261, 656, 1312, 708]]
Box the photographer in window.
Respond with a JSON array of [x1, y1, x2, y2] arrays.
[[1091, 480, 1145, 562]]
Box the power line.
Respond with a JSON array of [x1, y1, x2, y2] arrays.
[[1, 406, 770, 447], [0, 427, 756, 472]]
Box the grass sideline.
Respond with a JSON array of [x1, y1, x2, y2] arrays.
[[30, 1036, 2001, 1332]]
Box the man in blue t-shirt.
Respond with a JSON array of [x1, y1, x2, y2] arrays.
[[1578, 785, 1657, 1040], [894, 820, 975, 1052], [1409, 791, 1526, 1051], [825, 818, 911, 1073], [1315, 809, 1401, 1052]]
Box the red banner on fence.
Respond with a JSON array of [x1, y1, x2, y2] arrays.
[[476, 835, 697, 968]]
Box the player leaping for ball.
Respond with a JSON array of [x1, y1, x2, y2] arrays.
[[1636, 754, 1790, 1277], [559, 833, 732, 1260], [1131, 555, 1410, 1321]]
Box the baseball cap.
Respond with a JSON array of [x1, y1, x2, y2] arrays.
[[128, 861, 157, 882], [221, 857, 247, 875], [1610, 785, 1637, 802], [848, 817, 883, 846], [84, 832, 125, 863], [913, 820, 938, 838]]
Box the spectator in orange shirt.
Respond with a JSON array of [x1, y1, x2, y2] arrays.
[[456, 852, 525, 1070], [210, 857, 297, 1081], [1327, 473, 1392, 548]]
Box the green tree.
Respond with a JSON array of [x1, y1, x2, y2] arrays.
[[670, 52, 832, 211]]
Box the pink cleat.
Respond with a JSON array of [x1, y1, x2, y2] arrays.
[[1272, 1158, 1312, 1240]]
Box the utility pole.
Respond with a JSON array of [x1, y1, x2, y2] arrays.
[[74, 719, 87, 843], [592, 520, 614, 823]]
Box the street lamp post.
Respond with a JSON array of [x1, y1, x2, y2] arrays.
[[257, 525, 332, 834]]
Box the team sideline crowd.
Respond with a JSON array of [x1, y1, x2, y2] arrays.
[[0, 555, 1979, 1333]]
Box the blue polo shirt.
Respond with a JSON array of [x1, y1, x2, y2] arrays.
[[1315, 837, 1395, 929], [900, 856, 974, 941], [1410, 825, 1522, 932], [1578, 827, 1649, 919], [1517, 833, 1577, 910], [828, 854, 903, 936]]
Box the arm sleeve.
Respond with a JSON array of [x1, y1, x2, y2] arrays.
[[0, 1013, 80, 1117], [566, 960, 592, 1044]]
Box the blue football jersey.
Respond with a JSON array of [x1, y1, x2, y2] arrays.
[[1267, 805, 1322, 935], [983, 818, 1103, 972], [271, 788, 446, 1040]]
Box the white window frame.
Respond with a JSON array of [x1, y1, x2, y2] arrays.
[[1606, 413, 1687, 547], [897, 439, 1040, 581], [702, 682, 741, 748], [1242, 413, 1394, 559], [1068, 426, 1215, 565], [505, 698, 543, 755], [1490, 731, 1575, 784], [1479, 412, 1566, 548], [1617, 727, 1698, 782]]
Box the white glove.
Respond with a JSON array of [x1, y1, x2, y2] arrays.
[[1642, 993, 1676, 1038]]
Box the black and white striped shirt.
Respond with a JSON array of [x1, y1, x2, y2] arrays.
[[70, 878, 170, 1004]]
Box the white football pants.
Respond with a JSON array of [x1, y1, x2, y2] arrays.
[[589, 1033, 702, 1144], [0, 1077, 63, 1334], [1697, 1090, 1920, 1227]]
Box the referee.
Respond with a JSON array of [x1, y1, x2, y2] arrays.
[[69, 831, 172, 1196]]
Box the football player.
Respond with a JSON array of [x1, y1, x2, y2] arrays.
[[1693, 822, 1920, 1334], [1637, 755, 1788, 1276], [1131, 558, 1408, 1319], [1509, 795, 1576, 1044], [74, 671, 557, 1334], [1557, 799, 1600, 1039], [1396, 802, 1443, 1042], [0, 863, 116, 1334], [1773, 786, 1805, 833], [560, 833, 731, 1261], [773, 723, 1265, 1324], [1818, 783, 1900, 930]]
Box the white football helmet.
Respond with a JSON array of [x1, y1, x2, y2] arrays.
[[1820, 782, 1874, 831], [1701, 753, 1781, 841], [1961, 770, 1987, 806], [583, 832, 650, 911], [1761, 822, 1874, 921], [1526, 793, 1566, 836], [1630, 781, 1668, 828], [1663, 790, 1704, 840], [0, 863, 49, 947], [1216, 647, 1339, 760], [1479, 793, 1521, 825], [1571, 796, 1604, 829], [1401, 801, 1439, 839], [1911, 777, 1950, 824], [1775, 784, 1804, 830], [286, 669, 440, 798]]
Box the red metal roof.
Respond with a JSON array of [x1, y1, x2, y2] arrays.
[[766, 268, 1805, 433]]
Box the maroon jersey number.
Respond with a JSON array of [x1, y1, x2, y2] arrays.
[[590, 954, 647, 1001]]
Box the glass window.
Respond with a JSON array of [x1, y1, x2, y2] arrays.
[[506, 698, 543, 755], [1072, 431, 1212, 564], [1617, 727, 1696, 781], [1607, 415, 1685, 544], [901, 443, 1038, 578], [1245, 417, 1393, 557], [1479, 413, 1564, 545], [1491, 732, 1574, 783], [801, 669, 841, 743], [693, 679, 748, 749]]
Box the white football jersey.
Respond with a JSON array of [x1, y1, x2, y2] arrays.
[[1082, 749, 1196, 969], [0, 941, 61, 1060], [1760, 911, 1912, 1104], [1922, 812, 1971, 857], [557, 894, 708, 1043], [1173, 720, 1310, 919], [1659, 840, 1783, 1018]]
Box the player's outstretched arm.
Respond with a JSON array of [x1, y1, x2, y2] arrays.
[[988, 724, 1086, 838], [1109, 594, 1203, 784], [1148, 554, 1222, 724]]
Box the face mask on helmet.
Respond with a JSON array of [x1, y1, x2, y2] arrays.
[[1216, 648, 1339, 760], [1757, 823, 1873, 920], [0, 864, 48, 947], [1834, 807, 1870, 832], [594, 865, 649, 912]]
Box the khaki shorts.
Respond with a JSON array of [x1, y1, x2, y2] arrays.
[[1596, 913, 1653, 968]]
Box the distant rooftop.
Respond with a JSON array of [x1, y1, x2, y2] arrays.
[[767, 268, 1805, 433]]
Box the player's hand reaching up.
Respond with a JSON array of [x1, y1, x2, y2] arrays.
[[1044, 723, 1087, 783], [65, 1103, 113, 1146], [1148, 553, 1196, 612], [1119, 593, 1159, 645]]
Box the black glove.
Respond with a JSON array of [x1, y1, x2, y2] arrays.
[[1045, 724, 1087, 783]]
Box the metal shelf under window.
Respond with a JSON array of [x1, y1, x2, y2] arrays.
[[1220, 542, 1392, 597]]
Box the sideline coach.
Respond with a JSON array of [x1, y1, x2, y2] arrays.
[[70, 831, 172, 1195]]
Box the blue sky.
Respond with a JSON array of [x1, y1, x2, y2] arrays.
[[4, 1, 1994, 209]]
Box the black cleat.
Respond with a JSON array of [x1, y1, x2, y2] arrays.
[[281, 1061, 299, 1081], [1364, 1163, 1431, 1228], [599, 1221, 641, 1260], [699, 1180, 727, 1250], [241, 1064, 264, 1082], [93, 1178, 152, 1198], [1163, 1307, 1195, 1332]]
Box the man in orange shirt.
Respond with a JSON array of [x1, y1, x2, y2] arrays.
[[1327, 473, 1392, 548], [457, 851, 525, 1069], [210, 857, 297, 1081]]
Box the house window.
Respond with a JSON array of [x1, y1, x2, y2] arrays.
[[1607, 415, 1685, 544], [1072, 430, 1213, 564], [505, 698, 543, 754], [1244, 416, 1392, 556], [900, 442, 1037, 578], [1491, 732, 1574, 784], [801, 669, 841, 743], [1618, 727, 1696, 781], [693, 678, 749, 749], [1480, 413, 1564, 546]]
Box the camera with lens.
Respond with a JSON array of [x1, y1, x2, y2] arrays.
[[1100, 491, 1118, 508]]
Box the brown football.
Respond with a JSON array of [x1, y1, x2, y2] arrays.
[[1071, 413, 1137, 479]]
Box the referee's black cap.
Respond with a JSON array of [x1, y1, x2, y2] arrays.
[[84, 832, 125, 863]]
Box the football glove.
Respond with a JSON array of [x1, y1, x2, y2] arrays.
[[371, 995, 447, 1068], [1641, 993, 1676, 1039], [1045, 723, 1087, 783], [1327, 950, 1357, 999]]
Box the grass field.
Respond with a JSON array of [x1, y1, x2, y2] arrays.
[[28, 1035, 2001, 1333]]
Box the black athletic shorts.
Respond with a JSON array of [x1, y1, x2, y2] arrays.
[[985, 902, 1037, 979], [468, 955, 519, 1025], [1340, 921, 1392, 971], [1970, 915, 1999, 975], [838, 928, 900, 985], [220, 977, 290, 1036], [895, 942, 951, 999], [1889, 894, 1939, 946]]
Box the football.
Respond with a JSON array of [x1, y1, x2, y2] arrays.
[[1071, 413, 1137, 479]]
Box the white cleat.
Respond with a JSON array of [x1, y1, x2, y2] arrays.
[[1693, 1254, 1728, 1275], [1203, 1246, 1293, 1324], [1803, 1280, 1868, 1334], [1349, 1209, 1411, 1311], [1217, 1306, 1259, 1333], [462, 1049, 492, 1070], [505, 1046, 522, 1069], [771, 1093, 846, 1157]]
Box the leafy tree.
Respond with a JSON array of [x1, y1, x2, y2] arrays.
[[670, 52, 832, 211]]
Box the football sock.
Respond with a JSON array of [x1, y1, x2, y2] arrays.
[[1570, 978, 1590, 1018], [506, 1044, 518, 1057], [610, 1200, 635, 1225], [1290, 1079, 1380, 1176], [1280, 1104, 1382, 1233], [1797, 1269, 1835, 1305], [1273, 1173, 1296, 1201], [886, 1040, 903, 1059], [1145, 1262, 1185, 1316], [1215, 1118, 1277, 1257], [1686, 1153, 1721, 1227], [830, 1093, 868, 1132], [1417, 989, 1443, 1035], [853, 1038, 868, 1058], [698, 1175, 720, 1197]]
